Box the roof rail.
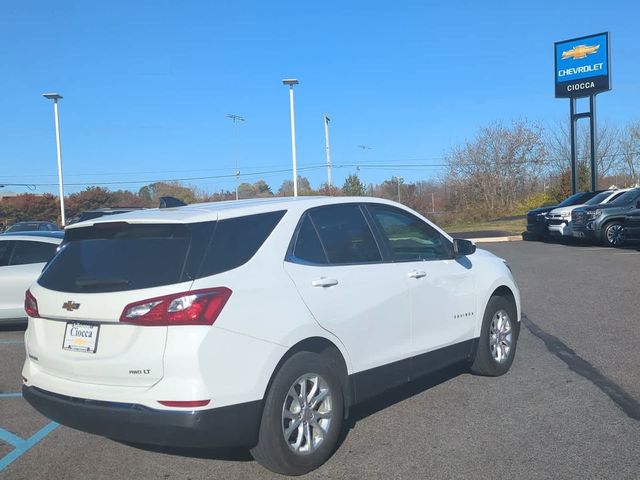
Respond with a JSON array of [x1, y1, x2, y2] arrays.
[[159, 196, 187, 209]]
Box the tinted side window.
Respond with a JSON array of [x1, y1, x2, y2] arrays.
[[0, 241, 14, 267], [368, 205, 453, 261], [309, 205, 381, 264], [290, 215, 328, 265], [10, 241, 58, 265], [198, 211, 286, 277]]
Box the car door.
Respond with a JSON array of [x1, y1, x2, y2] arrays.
[[365, 204, 477, 373], [0, 240, 58, 319], [283, 204, 412, 399]]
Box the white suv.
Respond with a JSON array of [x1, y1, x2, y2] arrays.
[[22, 197, 520, 475]]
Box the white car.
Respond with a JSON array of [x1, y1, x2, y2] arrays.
[[22, 197, 520, 475], [0, 232, 62, 324], [547, 188, 629, 237]]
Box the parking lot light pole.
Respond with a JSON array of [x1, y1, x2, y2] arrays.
[[324, 114, 332, 188], [42, 93, 66, 227], [282, 79, 299, 197], [225, 114, 245, 200]]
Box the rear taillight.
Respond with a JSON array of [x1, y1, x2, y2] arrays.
[[25, 289, 40, 318], [120, 287, 232, 326]]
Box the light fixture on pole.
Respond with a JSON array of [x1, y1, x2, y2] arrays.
[[282, 79, 299, 197], [357, 144, 371, 174], [323, 114, 332, 188], [225, 113, 245, 200], [42, 93, 66, 227]]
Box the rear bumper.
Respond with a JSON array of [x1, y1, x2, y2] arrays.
[[23, 385, 262, 449]]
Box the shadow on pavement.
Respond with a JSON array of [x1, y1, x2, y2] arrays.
[[118, 363, 468, 463]]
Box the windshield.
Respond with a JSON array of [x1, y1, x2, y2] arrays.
[[557, 192, 589, 207], [610, 188, 640, 205], [585, 191, 616, 205], [6, 223, 42, 232]]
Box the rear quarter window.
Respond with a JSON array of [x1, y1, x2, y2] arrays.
[[198, 211, 286, 277]]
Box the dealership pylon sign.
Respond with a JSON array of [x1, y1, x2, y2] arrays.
[[555, 32, 611, 98], [555, 32, 611, 195]]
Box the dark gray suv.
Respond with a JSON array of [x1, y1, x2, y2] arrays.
[[572, 188, 640, 246]]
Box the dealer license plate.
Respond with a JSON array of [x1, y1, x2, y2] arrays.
[[62, 322, 100, 353]]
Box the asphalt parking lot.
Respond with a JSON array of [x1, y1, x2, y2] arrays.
[[1, 240, 638, 479]]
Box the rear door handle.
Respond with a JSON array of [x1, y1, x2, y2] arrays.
[[311, 277, 339, 288], [408, 270, 427, 279]]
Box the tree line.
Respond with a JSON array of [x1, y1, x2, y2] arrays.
[[2, 118, 639, 227]]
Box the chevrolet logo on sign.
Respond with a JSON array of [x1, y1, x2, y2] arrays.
[[561, 44, 600, 60], [62, 301, 80, 311]]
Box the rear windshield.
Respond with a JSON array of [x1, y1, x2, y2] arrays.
[[39, 223, 209, 293], [38, 211, 285, 293]]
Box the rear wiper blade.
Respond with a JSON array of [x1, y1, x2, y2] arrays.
[[75, 277, 131, 289]]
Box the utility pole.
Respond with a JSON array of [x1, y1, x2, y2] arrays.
[[397, 176, 403, 203], [42, 93, 66, 227], [324, 114, 332, 188], [282, 79, 299, 197], [225, 114, 245, 200]]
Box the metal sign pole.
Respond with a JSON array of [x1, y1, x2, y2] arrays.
[[589, 95, 598, 191], [569, 98, 578, 195]]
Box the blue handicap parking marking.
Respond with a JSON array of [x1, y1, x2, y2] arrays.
[[0, 422, 59, 471], [0, 392, 22, 398], [0, 391, 59, 472]]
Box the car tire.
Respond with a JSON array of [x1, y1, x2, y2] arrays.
[[602, 221, 625, 247], [250, 351, 344, 476], [470, 296, 520, 377]]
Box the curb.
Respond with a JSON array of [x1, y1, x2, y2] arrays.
[[469, 235, 522, 243]]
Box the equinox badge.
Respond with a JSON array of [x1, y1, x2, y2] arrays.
[[62, 301, 80, 311]]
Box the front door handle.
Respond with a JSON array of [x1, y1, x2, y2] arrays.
[[408, 270, 427, 279], [311, 277, 339, 288]]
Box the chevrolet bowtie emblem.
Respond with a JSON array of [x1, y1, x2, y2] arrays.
[[62, 301, 80, 311], [562, 44, 600, 60]]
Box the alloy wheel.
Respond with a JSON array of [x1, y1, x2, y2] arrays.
[[489, 309, 513, 364], [282, 373, 333, 455]]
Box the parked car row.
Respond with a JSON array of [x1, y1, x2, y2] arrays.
[[526, 187, 640, 247]]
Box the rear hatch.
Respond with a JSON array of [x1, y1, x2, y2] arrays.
[[28, 220, 215, 387]]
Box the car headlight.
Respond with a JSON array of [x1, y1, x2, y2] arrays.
[[561, 212, 572, 219], [587, 209, 603, 219], [537, 213, 547, 219]]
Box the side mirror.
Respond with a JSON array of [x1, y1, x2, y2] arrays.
[[453, 238, 476, 258]]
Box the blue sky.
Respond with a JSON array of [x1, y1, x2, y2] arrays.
[[1, 0, 639, 195]]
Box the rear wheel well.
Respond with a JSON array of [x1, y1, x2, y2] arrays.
[[264, 337, 351, 416]]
